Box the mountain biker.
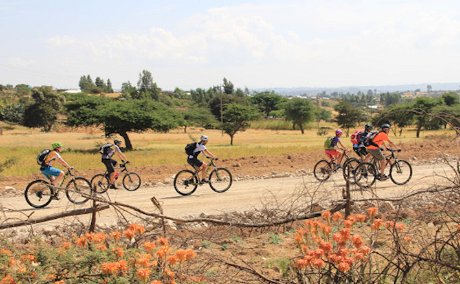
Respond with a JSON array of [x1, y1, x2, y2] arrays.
[[324, 129, 348, 168], [101, 139, 129, 189], [187, 135, 217, 184], [366, 123, 400, 180], [40, 142, 73, 198], [352, 124, 372, 158]]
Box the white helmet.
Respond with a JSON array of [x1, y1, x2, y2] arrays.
[[200, 135, 208, 141]]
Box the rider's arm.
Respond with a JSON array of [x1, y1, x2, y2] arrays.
[[115, 146, 129, 161], [387, 140, 400, 150], [57, 156, 72, 169], [337, 140, 347, 151], [203, 149, 217, 159]]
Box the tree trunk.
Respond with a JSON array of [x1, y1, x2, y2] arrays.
[[416, 123, 422, 138], [184, 125, 187, 133], [299, 123, 304, 134], [119, 131, 133, 150], [399, 128, 403, 136], [230, 134, 234, 145]]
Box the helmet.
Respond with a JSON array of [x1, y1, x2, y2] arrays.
[[381, 123, 391, 130], [365, 124, 372, 131], [51, 142, 62, 149], [200, 135, 208, 142], [335, 129, 343, 135], [114, 139, 122, 145]]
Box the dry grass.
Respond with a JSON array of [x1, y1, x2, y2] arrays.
[[0, 124, 454, 177]]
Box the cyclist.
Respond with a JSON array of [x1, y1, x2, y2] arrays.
[[352, 124, 372, 159], [187, 135, 217, 184], [324, 129, 348, 169], [40, 142, 73, 199], [366, 123, 400, 180], [101, 139, 129, 189]]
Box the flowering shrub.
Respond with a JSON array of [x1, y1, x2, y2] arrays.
[[292, 208, 407, 283], [0, 224, 200, 284]]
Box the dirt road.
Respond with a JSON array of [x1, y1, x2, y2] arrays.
[[0, 163, 457, 231]]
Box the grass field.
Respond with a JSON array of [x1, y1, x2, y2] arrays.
[[0, 123, 454, 177]]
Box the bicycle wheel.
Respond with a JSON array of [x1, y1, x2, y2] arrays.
[[66, 177, 92, 204], [313, 160, 332, 182], [342, 158, 359, 183], [354, 162, 377, 188], [91, 174, 110, 194], [209, 168, 233, 193], [123, 172, 141, 191], [390, 160, 412, 185], [173, 170, 198, 196], [24, 180, 53, 208]]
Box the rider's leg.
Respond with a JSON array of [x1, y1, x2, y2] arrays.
[[200, 163, 208, 181]]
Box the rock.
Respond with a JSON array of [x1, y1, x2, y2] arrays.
[[232, 163, 241, 168], [287, 155, 292, 159], [379, 201, 395, 213], [4, 186, 15, 191]]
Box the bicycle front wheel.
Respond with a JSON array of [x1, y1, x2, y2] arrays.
[[173, 170, 198, 196], [24, 180, 53, 208], [91, 174, 110, 194], [209, 168, 232, 193], [66, 177, 92, 204], [342, 158, 359, 183], [123, 172, 141, 191], [390, 160, 412, 185], [354, 162, 377, 189], [313, 160, 332, 182]]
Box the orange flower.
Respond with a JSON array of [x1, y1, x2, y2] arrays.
[[321, 211, 331, 221], [354, 214, 367, 223], [337, 261, 351, 272], [143, 242, 156, 252], [136, 268, 151, 282], [167, 255, 178, 265], [136, 254, 152, 267], [371, 219, 383, 231], [0, 249, 12, 256], [352, 235, 363, 248], [111, 231, 122, 241], [75, 236, 87, 248], [164, 268, 175, 278], [185, 249, 196, 261], [113, 247, 124, 258], [61, 242, 71, 250], [20, 254, 35, 262], [175, 249, 187, 261], [54, 281, 65, 284], [117, 260, 128, 273], [311, 258, 325, 269], [150, 281, 162, 284], [129, 224, 146, 235], [123, 229, 135, 240], [0, 274, 15, 284], [101, 262, 118, 275], [354, 252, 365, 260], [156, 246, 168, 259], [403, 235, 412, 242], [395, 223, 405, 231], [340, 228, 351, 240], [157, 237, 169, 246], [332, 212, 343, 222], [319, 241, 333, 252], [344, 220, 354, 228], [358, 246, 371, 255], [367, 207, 378, 218]]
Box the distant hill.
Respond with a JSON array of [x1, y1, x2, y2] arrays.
[[252, 82, 460, 96]]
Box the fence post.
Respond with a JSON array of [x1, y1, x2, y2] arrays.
[[344, 180, 352, 217]]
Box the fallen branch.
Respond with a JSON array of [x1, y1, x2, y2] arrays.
[[0, 204, 110, 230]]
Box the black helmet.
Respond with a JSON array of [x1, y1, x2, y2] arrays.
[[364, 124, 372, 131], [381, 123, 390, 130], [114, 139, 122, 145]]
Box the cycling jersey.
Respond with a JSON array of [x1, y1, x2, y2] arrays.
[[367, 132, 390, 150], [102, 145, 121, 160], [189, 142, 207, 158], [43, 151, 62, 167]]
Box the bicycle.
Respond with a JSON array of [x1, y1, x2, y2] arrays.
[[354, 149, 412, 188], [313, 150, 353, 182], [342, 146, 371, 184], [91, 161, 141, 193], [173, 157, 232, 196], [24, 168, 92, 208]]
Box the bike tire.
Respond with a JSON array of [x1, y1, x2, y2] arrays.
[[313, 160, 332, 182], [342, 158, 359, 183], [123, 172, 141, 191], [66, 177, 92, 204], [24, 179, 53, 208], [91, 174, 110, 194], [173, 170, 198, 196], [354, 162, 377, 188], [390, 160, 413, 185], [209, 168, 233, 193]]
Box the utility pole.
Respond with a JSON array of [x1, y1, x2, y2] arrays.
[[220, 85, 224, 136]]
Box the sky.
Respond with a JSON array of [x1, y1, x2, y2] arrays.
[[1, 0, 459, 90]]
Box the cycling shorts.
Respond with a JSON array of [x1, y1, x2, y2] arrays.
[[353, 145, 368, 157], [368, 148, 385, 161], [102, 159, 117, 173], [325, 149, 341, 159], [40, 166, 62, 179], [187, 157, 203, 168]]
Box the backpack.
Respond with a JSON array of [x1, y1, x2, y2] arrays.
[[363, 131, 379, 147], [323, 137, 335, 150], [37, 149, 51, 166], [185, 142, 197, 156], [350, 130, 363, 145], [99, 143, 113, 155]]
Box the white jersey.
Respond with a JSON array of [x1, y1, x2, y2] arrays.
[[189, 142, 207, 159]]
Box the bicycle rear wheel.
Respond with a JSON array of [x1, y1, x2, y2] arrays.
[[209, 168, 232, 193], [123, 172, 141, 191], [342, 158, 359, 183], [313, 160, 332, 182], [354, 162, 377, 188], [390, 160, 412, 185], [66, 177, 92, 204], [24, 180, 53, 208], [91, 174, 110, 194], [173, 170, 198, 196]]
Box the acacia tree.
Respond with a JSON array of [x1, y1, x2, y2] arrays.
[[250, 91, 283, 118], [334, 101, 366, 136], [222, 104, 259, 145], [283, 98, 315, 134], [23, 86, 64, 132]]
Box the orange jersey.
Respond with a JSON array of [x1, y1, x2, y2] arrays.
[[367, 132, 390, 150]]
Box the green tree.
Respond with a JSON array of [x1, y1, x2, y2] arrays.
[[412, 97, 442, 138], [250, 91, 283, 117], [441, 92, 459, 106], [315, 107, 332, 128], [222, 78, 234, 95], [374, 104, 414, 136], [23, 86, 64, 132], [95, 77, 106, 90], [283, 98, 315, 134], [1, 103, 26, 124], [334, 101, 366, 136], [222, 104, 259, 145], [79, 75, 100, 93], [182, 106, 218, 133], [14, 84, 31, 97], [137, 70, 161, 100], [121, 82, 139, 99], [106, 79, 114, 93]]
